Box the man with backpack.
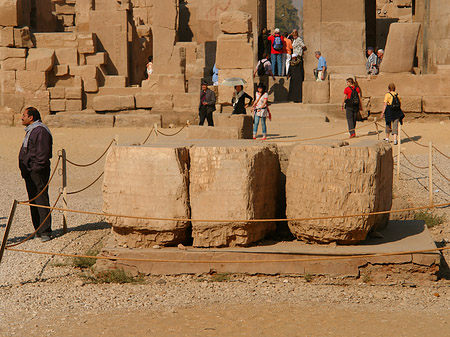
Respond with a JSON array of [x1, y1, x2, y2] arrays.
[[254, 53, 276, 79], [342, 78, 362, 138], [268, 28, 284, 76], [381, 82, 404, 145]]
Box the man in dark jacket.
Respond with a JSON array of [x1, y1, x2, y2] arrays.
[[19, 107, 53, 242], [199, 80, 216, 126]]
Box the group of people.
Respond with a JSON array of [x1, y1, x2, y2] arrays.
[[342, 78, 404, 144], [199, 81, 269, 140], [366, 47, 384, 75]]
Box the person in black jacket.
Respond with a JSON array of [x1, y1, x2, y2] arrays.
[[231, 85, 253, 114], [199, 80, 216, 126], [19, 107, 53, 242]]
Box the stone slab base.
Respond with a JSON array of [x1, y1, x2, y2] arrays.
[[96, 220, 440, 281]]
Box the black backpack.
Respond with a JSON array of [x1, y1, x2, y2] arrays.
[[350, 87, 360, 106], [257, 60, 267, 76], [390, 93, 401, 110]]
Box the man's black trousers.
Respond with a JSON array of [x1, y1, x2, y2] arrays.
[[24, 169, 52, 235]]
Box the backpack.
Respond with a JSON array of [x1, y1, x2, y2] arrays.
[[350, 87, 360, 106], [273, 35, 283, 51], [390, 93, 401, 110], [257, 60, 267, 76]]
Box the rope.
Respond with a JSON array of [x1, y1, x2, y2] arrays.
[[67, 172, 104, 195], [270, 122, 375, 143], [433, 164, 450, 183], [400, 152, 428, 170], [156, 125, 187, 137], [140, 127, 154, 145], [5, 244, 449, 265], [66, 139, 115, 167], [433, 146, 450, 160], [18, 156, 61, 204], [400, 128, 428, 148], [7, 192, 63, 248], [16, 201, 450, 223]]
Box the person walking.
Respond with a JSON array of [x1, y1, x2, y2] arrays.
[[287, 54, 304, 103], [314, 51, 327, 81], [268, 28, 284, 76], [252, 83, 269, 140], [19, 107, 53, 242], [381, 83, 404, 145], [231, 85, 253, 115], [341, 78, 362, 138], [199, 80, 216, 126]]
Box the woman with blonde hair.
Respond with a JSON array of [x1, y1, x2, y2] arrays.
[[381, 83, 404, 145]]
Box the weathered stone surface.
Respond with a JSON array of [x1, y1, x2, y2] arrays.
[[44, 114, 114, 128], [83, 78, 98, 93], [13, 27, 33, 48], [34, 32, 78, 49], [135, 93, 155, 109], [104, 75, 126, 88], [0, 47, 26, 60], [85, 52, 107, 65], [1, 57, 25, 70], [303, 80, 330, 104], [0, 27, 14, 47], [93, 95, 135, 111], [380, 23, 421, 73], [423, 97, 450, 113], [173, 93, 198, 110], [0, 0, 23, 27], [370, 96, 422, 113], [219, 11, 252, 34], [216, 33, 253, 69], [186, 126, 244, 140], [48, 87, 65, 99], [65, 87, 82, 100], [26, 48, 55, 72], [286, 140, 393, 244], [54, 64, 69, 76], [16, 70, 47, 91], [69, 65, 97, 79], [0, 112, 14, 126], [114, 114, 162, 127], [55, 48, 78, 65], [103, 145, 191, 247], [77, 33, 96, 54], [50, 99, 66, 112], [190, 143, 279, 247], [0, 70, 16, 94], [267, 76, 290, 102], [65, 99, 82, 111], [214, 113, 253, 139]]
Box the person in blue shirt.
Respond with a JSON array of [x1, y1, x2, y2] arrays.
[[314, 51, 327, 81], [212, 64, 219, 86]]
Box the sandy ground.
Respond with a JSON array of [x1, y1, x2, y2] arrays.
[[1, 104, 450, 336]]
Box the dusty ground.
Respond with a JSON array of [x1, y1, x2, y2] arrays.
[[1, 104, 450, 336]]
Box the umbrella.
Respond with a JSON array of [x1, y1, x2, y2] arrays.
[[221, 77, 247, 87]]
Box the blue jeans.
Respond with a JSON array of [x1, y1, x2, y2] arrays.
[[271, 53, 282, 76], [253, 115, 267, 135]]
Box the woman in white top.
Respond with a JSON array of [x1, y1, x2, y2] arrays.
[[252, 83, 269, 140]]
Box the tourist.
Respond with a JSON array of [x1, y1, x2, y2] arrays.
[[19, 107, 53, 242], [146, 56, 153, 79], [314, 51, 327, 81], [283, 32, 293, 76], [341, 78, 362, 138], [377, 49, 384, 69], [212, 63, 219, 86], [268, 28, 284, 76], [199, 80, 216, 126], [231, 85, 253, 115], [291, 29, 306, 57], [254, 52, 276, 89], [252, 83, 269, 140], [287, 54, 304, 103], [366, 47, 378, 75], [381, 83, 404, 145]]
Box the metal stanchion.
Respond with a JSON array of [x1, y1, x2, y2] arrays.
[[0, 200, 18, 264], [61, 150, 68, 233]]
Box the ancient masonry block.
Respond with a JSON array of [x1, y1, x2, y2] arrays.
[[215, 113, 253, 139], [93, 95, 135, 111], [65, 87, 82, 100], [219, 11, 252, 34], [26, 48, 55, 72], [102, 145, 191, 248], [50, 99, 66, 112], [286, 140, 393, 244], [65, 99, 82, 111], [190, 143, 279, 247], [55, 48, 78, 65]]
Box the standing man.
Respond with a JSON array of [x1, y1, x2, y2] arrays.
[[19, 107, 53, 242], [199, 80, 216, 126], [268, 28, 284, 76], [366, 47, 378, 75], [314, 51, 327, 81]]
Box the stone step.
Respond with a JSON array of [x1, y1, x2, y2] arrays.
[[103, 75, 127, 88]]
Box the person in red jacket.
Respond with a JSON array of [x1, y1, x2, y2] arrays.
[[341, 78, 362, 138], [268, 28, 284, 76]]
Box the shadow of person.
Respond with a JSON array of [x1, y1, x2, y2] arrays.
[[268, 78, 289, 102]]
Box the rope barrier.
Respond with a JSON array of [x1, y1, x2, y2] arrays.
[[18, 156, 61, 204], [67, 172, 104, 195], [5, 243, 449, 265], [400, 152, 429, 170], [433, 164, 450, 183], [400, 128, 428, 148], [156, 124, 187, 137], [140, 127, 154, 145], [7, 192, 63, 248], [16, 200, 450, 223], [65, 139, 115, 167], [433, 146, 450, 160]]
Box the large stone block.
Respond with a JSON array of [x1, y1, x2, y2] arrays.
[[0, 0, 23, 27], [173, 93, 198, 109], [44, 114, 114, 128], [380, 23, 421, 73], [93, 95, 135, 111], [190, 143, 279, 247], [65, 87, 82, 100], [26, 48, 55, 72], [50, 99, 66, 112], [114, 114, 162, 127], [0, 27, 14, 47], [423, 97, 450, 113], [156, 74, 185, 94], [65, 99, 82, 111], [55, 48, 78, 65], [186, 126, 245, 140], [219, 11, 251, 34], [103, 145, 191, 247], [1, 57, 25, 70], [85, 52, 107, 65], [69, 65, 97, 79], [135, 93, 155, 109], [16, 70, 47, 91], [83, 78, 98, 93], [216, 33, 253, 69], [0, 70, 16, 94], [302, 80, 330, 104], [24, 90, 50, 116], [54, 64, 69, 76], [286, 140, 393, 244], [214, 113, 253, 139], [0, 46, 26, 60]]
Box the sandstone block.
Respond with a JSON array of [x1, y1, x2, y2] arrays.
[[65, 99, 82, 111], [380, 23, 421, 73], [0, 0, 22, 26], [0, 70, 16, 94], [423, 97, 450, 113], [219, 11, 252, 34], [85, 52, 107, 65], [55, 48, 78, 65], [83, 78, 98, 93], [69, 65, 97, 79], [152, 93, 173, 110], [50, 99, 66, 112], [34, 32, 77, 49], [1, 57, 25, 70], [0, 112, 14, 126], [2, 92, 24, 113], [77, 33, 96, 54], [214, 113, 253, 139], [173, 93, 198, 109], [186, 126, 244, 140], [16, 70, 47, 91], [114, 114, 162, 127], [0, 47, 26, 60], [103, 145, 191, 247], [286, 140, 393, 244], [188, 77, 202, 93], [26, 48, 55, 72], [13, 27, 33, 48], [55, 4, 75, 14], [135, 93, 155, 109], [0, 27, 14, 47], [104, 75, 126, 88], [141, 75, 158, 91], [216, 34, 253, 69], [44, 114, 114, 128], [93, 95, 135, 111], [61, 14, 75, 26], [190, 143, 279, 247], [54, 64, 69, 76], [24, 90, 50, 116], [302, 80, 330, 104], [156, 74, 186, 94], [65, 87, 82, 100]]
